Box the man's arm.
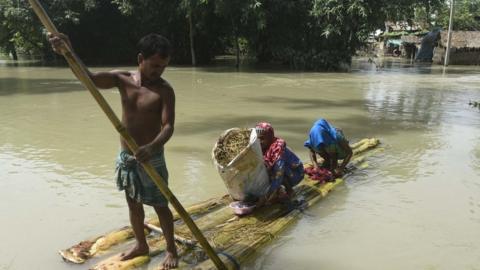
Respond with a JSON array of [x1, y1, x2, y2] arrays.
[[87, 70, 130, 89], [152, 83, 176, 150], [48, 32, 127, 90]]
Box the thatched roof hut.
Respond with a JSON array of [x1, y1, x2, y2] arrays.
[[437, 31, 480, 49], [433, 31, 480, 65]]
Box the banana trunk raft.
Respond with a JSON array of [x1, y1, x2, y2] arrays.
[[59, 138, 380, 270]]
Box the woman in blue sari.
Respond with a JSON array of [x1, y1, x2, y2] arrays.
[[256, 122, 304, 205], [304, 119, 352, 178]]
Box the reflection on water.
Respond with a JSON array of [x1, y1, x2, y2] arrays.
[[1, 58, 480, 270]]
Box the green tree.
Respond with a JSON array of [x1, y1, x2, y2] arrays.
[[0, 0, 98, 60], [436, 0, 480, 30], [2, 0, 463, 70], [214, 0, 258, 67], [210, 0, 445, 70], [0, 0, 45, 59], [179, 0, 211, 66], [110, 0, 226, 65], [417, 0, 444, 27]]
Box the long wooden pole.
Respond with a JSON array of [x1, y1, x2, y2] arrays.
[[27, 1, 226, 269], [444, 0, 454, 66]]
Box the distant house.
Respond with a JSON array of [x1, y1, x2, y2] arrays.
[[401, 34, 423, 59], [433, 31, 480, 65], [376, 21, 424, 57]]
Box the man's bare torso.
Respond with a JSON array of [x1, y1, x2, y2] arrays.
[[118, 71, 168, 149]]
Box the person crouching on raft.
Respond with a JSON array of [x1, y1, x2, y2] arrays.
[[304, 118, 353, 178], [255, 122, 304, 206]]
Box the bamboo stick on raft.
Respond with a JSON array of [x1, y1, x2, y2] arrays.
[[349, 138, 370, 149], [144, 223, 197, 246], [60, 196, 230, 263]]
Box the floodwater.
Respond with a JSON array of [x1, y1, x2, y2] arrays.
[[0, 58, 479, 270]]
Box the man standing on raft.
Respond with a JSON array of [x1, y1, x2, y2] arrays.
[[49, 33, 178, 269]]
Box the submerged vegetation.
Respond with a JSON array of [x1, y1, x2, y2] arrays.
[[470, 101, 480, 110], [0, 0, 478, 69]]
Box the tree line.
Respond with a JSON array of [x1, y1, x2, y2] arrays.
[[1, 0, 479, 70]]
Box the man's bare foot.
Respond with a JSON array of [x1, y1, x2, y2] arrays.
[[120, 244, 149, 261], [160, 251, 178, 270]]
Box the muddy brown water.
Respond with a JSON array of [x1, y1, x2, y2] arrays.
[[0, 58, 479, 270]]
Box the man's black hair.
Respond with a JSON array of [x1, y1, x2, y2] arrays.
[[137, 34, 172, 59]]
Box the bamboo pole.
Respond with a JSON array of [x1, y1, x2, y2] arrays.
[[444, 0, 454, 66], [144, 223, 197, 246], [27, 1, 226, 269]]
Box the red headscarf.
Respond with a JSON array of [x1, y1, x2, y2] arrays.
[[255, 122, 286, 170]]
